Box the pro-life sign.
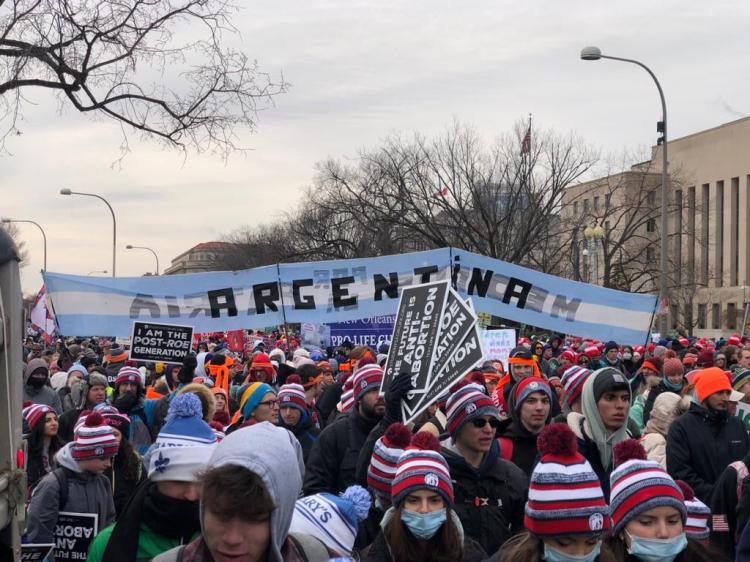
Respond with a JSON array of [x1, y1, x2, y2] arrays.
[[130, 321, 194, 364], [53, 512, 98, 560], [382, 280, 484, 424]]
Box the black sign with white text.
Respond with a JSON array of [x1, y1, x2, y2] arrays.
[[129, 321, 194, 364]]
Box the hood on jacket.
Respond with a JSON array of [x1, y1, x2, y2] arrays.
[[55, 442, 84, 473], [644, 392, 683, 437], [204, 422, 304, 562], [580, 369, 629, 470], [24, 358, 49, 384], [195, 352, 209, 378]]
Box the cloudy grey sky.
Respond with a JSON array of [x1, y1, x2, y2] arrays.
[[3, 0, 748, 294]]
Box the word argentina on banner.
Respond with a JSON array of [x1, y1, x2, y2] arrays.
[[43, 247, 656, 344], [382, 280, 484, 424]]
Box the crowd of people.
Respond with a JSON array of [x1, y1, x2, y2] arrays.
[[17, 329, 750, 561]]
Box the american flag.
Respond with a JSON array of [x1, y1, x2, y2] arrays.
[[520, 127, 531, 155], [712, 514, 729, 532]]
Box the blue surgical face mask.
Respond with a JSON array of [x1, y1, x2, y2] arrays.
[[400, 508, 447, 540], [543, 542, 601, 562], [626, 531, 687, 562]]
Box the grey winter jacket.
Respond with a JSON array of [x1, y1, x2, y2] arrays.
[[26, 443, 116, 555], [23, 358, 63, 415]]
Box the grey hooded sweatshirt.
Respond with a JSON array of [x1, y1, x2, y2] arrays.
[[24, 358, 63, 415], [155, 422, 307, 562], [26, 442, 116, 552]]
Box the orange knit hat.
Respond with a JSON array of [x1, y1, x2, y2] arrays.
[[694, 367, 732, 403]]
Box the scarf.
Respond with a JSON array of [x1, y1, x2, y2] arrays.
[[662, 378, 683, 393], [103, 480, 200, 562], [580, 374, 629, 471]]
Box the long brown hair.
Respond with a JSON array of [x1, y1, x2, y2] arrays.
[[383, 506, 463, 562]]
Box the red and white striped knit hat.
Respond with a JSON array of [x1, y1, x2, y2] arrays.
[[72, 412, 119, 460], [391, 433, 453, 507], [115, 366, 143, 388], [676, 480, 710, 540], [23, 403, 54, 431], [445, 383, 498, 438], [367, 423, 412, 500], [561, 366, 592, 408], [524, 423, 610, 538], [278, 383, 307, 412], [352, 364, 383, 402]]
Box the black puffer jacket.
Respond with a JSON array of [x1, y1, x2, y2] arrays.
[[303, 406, 379, 495], [278, 411, 319, 463], [642, 379, 685, 426], [363, 527, 487, 562], [442, 440, 527, 555], [667, 402, 750, 504]]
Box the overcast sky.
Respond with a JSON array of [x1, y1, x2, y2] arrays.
[[3, 0, 748, 295]]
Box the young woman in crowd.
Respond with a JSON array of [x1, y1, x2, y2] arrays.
[[604, 439, 726, 562], [364, 433, 486, 562], [495, 423, 612, 562], [24, 403, 63, 495]]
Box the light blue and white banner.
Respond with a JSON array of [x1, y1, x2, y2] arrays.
[[43, 247, 656, 343]]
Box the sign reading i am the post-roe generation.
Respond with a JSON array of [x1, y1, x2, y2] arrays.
[[130, 321, 194, 364]]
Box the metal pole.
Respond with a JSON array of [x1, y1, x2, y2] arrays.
[[66, 192, 116, 276], [128, 245, 159, 275], [3, 219, 47, 271], [597, 54, 669, 334]]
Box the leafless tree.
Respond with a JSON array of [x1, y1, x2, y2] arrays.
[[0, 0, 288, 157], [0, 220, 27, 266]]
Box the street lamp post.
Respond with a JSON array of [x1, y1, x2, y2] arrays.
[[1, 218, 47, 271], [60, 189, 117, 277], [580, 46, 669, 334], [126, 244, 160, 275]]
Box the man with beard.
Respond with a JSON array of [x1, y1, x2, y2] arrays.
[[87, 394, 218, 562], [57, 370, 108, 442], [303, 363, 385, 495], [23, 358, 62, 415], [110, 366, 156, 454], [667, 367, 750, 503]]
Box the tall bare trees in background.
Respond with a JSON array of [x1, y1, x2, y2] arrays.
[[220, 120, 598, 271], [0, 0, 288, 156]]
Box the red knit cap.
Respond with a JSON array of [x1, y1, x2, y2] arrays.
[[391, 433, 453, 507], [72, 412, 119, 460]]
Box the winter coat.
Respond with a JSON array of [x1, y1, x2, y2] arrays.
[[154, 534, 332, 562], [363, 526, 487, 562], [315, 381, 343, 429], [496, 419, 543, 478], [642, 379, 686, 426], [104, 359, 127, 386], [105, 455, 146, 516], [640, 391, 684, 469], [26, 443, 116, 557], [666, 402, 750, 504], [303, 407, 379, 495], [87, 521, 190, 562], [442, 439, 528, 555], [278, 411, 319, 463], [23, 359, 63, 415], [709, 451, 750, 559]]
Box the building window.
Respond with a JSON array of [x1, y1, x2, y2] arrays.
[[687, 186, 696, 286], [698, 304, 707, 329], [727, 303, 737, 330], [647, 190, 656, 206], [683, 303, 693, 330], [646, 247, 655, 263], [701, 184, 710, 286], [594, 196, 600, 211], [573, 201, 578, 216], [646, 218, 656, 233], [712, 303, 721, 329], [716, 180, 724, 287], [605, 193, 612, 210], [731, 177, 739, 286], [583, 199, 589, 214], [674, 189, 683, 287]]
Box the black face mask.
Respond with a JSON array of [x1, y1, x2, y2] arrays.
[[144, 485, 200, 540]]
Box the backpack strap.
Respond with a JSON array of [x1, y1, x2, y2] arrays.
[[498, 436, 514, 461], [731, 460, 749, 501], [287, 531, 330, 562], [52, 467, 69, 509]]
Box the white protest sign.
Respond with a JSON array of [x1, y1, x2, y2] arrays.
[[481, 329, 516, 367]]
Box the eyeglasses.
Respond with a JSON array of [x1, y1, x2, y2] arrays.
[[469, 418, 501, 430], [258, 399, 279, 408]]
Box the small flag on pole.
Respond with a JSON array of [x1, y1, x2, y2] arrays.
[[520, 127, 531, 155]]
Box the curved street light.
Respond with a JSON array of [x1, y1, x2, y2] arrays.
[[60, 189, 117, 277], [1, 218, 47, 271], [580, 46, 669, 332], [126, 244, 160, 275]]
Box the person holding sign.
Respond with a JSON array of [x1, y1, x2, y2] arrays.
[[26, 412, 119, 560]]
